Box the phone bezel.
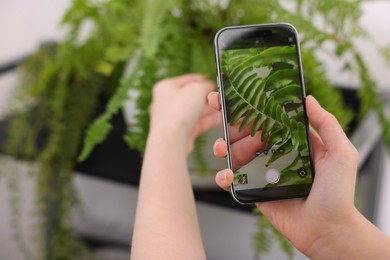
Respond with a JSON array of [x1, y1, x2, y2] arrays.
[[214, 23, 315, 204]]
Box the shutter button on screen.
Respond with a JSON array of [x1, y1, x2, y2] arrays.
[[265, 168, 280, 184]]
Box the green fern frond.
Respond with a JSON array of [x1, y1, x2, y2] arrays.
[[252, 209, 272, 255], [78, 52, 142, 161], [353, 50, 390, 149], [252, 207, 295, 258], [270, 223, 294, 260], [193, 134, 209, 175], [222, 47, 307, 165], [140, 0, 174, 58], [301, 51, 354, 131]]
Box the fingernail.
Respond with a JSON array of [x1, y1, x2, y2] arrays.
[[207, 92, 212, 101], [222, 170, 228, 180], [218, 170, 228, 182], [221, 170, 232, 186], [213, 138, 222, 150]]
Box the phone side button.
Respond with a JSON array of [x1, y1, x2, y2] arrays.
[[216, 76, 221, 91], [219, 91, 223, 109]]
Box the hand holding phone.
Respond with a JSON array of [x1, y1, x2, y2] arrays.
[[214, 23, 315, 203], [210, 94, 373, 259]]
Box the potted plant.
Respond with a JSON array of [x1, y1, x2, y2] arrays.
[[3, 0, 390, 259]]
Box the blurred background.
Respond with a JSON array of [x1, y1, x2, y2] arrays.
[[1, 0, 390, 259]]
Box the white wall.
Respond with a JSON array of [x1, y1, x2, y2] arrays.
[[356, 1, 390, 89], [318, 1, 390, 89], [0, 0, 69, 62]]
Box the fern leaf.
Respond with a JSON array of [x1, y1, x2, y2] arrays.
[[281, 154, 301, 174], [272, 84, 302, 103], [78, 116, 113, 162], [270, 225, 294, 259], [290, 119, 300, 150], [298, 122, 309, 151], [265, 126, 285, 150], [239, 110, 257, 132], [78, 51, 142, 161], [265, 68, 299, 91], [193, 134, 209, 175], [251, 114, 267, 137], [248, 80, 265, 105], [243, 46, 296, 68], [140, 0, 173, 58], [261, 119, 277, 141], [223, 46, 306, 155], [230, 103, 250, 125], [252, 211, 273, 255], [266, 139, 293, 166]]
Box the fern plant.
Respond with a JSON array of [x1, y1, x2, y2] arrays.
[[4, 0, 390, 259], [222, 45, 311, 186]]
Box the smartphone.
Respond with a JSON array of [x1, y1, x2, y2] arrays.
[[214, 23, 315, 203]]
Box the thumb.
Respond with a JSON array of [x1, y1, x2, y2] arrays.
[[305, 95, 351, 153]]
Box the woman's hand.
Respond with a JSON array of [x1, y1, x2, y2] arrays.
[[132, 75, 220, 260], [208, 92, 373, 258], [149, 74, 220, 154]]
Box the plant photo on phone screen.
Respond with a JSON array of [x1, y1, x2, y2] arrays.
[[221, 44, 313, 189]]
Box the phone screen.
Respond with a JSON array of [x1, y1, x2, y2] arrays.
[[215, 24, 314, 203]]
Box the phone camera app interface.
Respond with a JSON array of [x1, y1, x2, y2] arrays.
[[219, 27, 313, 191]]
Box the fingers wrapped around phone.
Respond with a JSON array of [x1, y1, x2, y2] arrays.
[[215, 169, 234, 191], [213, 122, 267, 169], [209, 90, 267, 164]]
